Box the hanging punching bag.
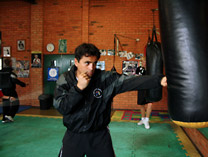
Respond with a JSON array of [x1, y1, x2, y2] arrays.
[[146, 28, 163, 102], [159, 0, 208, 128]]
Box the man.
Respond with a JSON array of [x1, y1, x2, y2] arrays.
[[1, 58, 26, 123], [53, 43, 167, 157], [0, 88, 16, 120], [136, 66, 153, 129]]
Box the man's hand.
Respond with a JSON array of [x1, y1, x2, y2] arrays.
[[161, 76, 167, 87], [77, 73, 91, 90], [10, 97, 16, 102]]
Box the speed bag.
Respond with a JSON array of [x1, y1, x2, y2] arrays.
[[146, 41, 163, 102], [159, 0, 208, 128], [0, 72, 12, 89]]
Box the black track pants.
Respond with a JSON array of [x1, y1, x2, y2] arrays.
[[2, 99, 19, 120], [58, 128, 115, 157]]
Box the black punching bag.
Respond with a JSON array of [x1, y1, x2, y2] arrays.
[[159, 0, 208, 128], [146, 27, 163, 102]]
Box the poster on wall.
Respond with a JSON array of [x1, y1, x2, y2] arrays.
[[107, 49, 115, 56], [122, 61, 138, 76], [31, 53, 41, 68], [135, 53, 144, 60], [58, 39, 67, 53], [47, 67, 59, 81], [14, 60, 30, 78], [3, 57, 16, 69], [3, 46, 11, 57], [17, 40, 25, 51], [118, 51, 127, 57], [96, 61, 105, 70], [100, 49, 106, 56]]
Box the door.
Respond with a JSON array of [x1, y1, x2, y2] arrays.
[[43, 54, 75, 95]]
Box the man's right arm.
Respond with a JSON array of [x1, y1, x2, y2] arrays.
[[53, 74, 84, 115], [113, 73, 165, 95]]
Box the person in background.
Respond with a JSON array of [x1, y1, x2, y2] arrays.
[[0, 89, 15, 100], [0, 88, 16, 117], [0, 89, 3, 98], [136, 66, 152, 129], [53, 43, 167, 157], [137, 101, 153, 129], [1, 58, 26, 123]]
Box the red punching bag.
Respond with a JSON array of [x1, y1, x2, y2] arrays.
[[159, 0, 208, 128]]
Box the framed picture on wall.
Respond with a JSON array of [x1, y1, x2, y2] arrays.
[[122, 61, 138, 76], [58, 39, 67, 53], [17, 39, 25, 51], [47, 67, 59, 81], [14, 60, 30, 78], [31, 53, 41, 68], [3, 46, 11, 57], [96, 61, 105, 70], [2, 57, 17, 70]]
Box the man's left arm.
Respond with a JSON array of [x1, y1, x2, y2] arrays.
[[11, 73, 26, 87]]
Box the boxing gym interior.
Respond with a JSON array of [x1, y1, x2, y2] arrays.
[[0, 0, 207, 157]]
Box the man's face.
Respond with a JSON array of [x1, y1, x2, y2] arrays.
[[75, 55, 98, 78]]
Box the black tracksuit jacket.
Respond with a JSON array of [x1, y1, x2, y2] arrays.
[[1, 67, 26, 97], [53, 65, 163, 133]]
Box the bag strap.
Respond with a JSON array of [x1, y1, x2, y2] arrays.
[[151, 26, 158, 43], [147, 30, 151, 44]]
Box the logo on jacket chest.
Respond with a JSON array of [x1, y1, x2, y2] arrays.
[[93, 88, 102, 98]]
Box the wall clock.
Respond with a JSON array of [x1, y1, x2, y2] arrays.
[[46, 43, 55, 52]]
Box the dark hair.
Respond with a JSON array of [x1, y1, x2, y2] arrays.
[[75, 43, 100, 61], [4, 58, 12, 67]]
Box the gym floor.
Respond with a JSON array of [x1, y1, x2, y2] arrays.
[[17, 107, 62, 117], [0, 107, 204, 157]]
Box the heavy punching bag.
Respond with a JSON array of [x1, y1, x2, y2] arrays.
[[146, 27, 163, 102], [159, 0, 208, 128]]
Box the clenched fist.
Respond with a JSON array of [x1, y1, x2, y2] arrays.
[[77, 73, 91, 90]]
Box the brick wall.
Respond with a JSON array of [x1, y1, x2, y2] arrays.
[[88, 0, 167, 110], [0, 0, 31, 105], [29, 0, 44, 105], [0, 0, 167, 110], [1, 1, 207, 155]]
